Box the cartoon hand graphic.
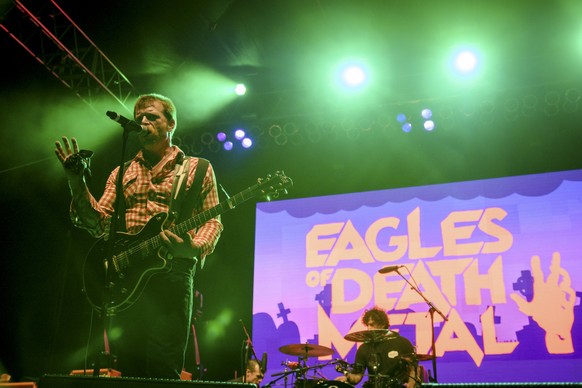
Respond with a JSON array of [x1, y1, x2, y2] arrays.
[[510, 252, 576, 354]]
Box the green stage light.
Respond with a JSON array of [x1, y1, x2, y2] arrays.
[[235, 83, 247, 96], [453, 49, 480, 76], [335, 60, 370, 92]]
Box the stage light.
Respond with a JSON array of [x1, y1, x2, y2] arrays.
[[421, 108, 436, 131], [235, 83, 247, 96], [564, 88, 581, 113], [201, 132, 214, 145], [424, 120, 435, 131], [456, 52, 476, 70], [234, 128, 246, 140], [215, 127, 254, 151], [397, 108, 437, 134], [454, 50, 478, 74], [335, 61, 370, 92], [342, 65, 366, 87]]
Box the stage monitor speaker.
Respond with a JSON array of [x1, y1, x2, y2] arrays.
[[39, 375, 256, 388]]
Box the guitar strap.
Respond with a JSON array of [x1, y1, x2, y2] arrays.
[[116, 160, 133, 233], [172, 157, 209, 267], [173, 157, 209, 224], [168, 156, 191, 222], [170, 156, 209, 268]]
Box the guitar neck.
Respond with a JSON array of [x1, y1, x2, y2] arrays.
[[142, 172, 290, 253], [171, 184, 258, 236]]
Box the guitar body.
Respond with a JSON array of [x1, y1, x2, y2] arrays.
[[83, 212, 170, 314]]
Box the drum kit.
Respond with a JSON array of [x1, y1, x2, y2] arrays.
[[271, 342, 349, 388], [266, 329, 434, 388]]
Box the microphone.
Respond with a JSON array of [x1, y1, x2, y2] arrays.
[[378, 265, 404, 274], [106, 111, 146, 134], [282, 361, 299, 369], [260, 352, 268, 374]]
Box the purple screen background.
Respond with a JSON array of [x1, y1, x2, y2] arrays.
[[252, 169, 582, 384]]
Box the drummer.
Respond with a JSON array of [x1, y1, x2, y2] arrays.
[[336, 307, 418, 388]]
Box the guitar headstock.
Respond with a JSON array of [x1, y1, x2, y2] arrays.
[[256, 171, 293, 201]]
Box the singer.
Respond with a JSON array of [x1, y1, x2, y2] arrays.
[[54, 93, 223, 379]]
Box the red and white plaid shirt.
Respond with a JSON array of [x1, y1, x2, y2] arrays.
[[71, 146, 222, 260]]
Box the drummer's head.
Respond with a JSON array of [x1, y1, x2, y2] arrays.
[[362, 307, 390, 329], [246, 359, 264, 385]]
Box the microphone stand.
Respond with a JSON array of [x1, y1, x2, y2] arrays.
[[264, 369, 294, 388], [93, 121, 133, 376], [394, 268, 448, 383], [240, 319, 260, 383]]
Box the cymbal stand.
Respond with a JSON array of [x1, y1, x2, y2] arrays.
[[292, 356, 310, 388], [311, 366, 327, 381], [368, 350, 380, 388], [264, 369, 294, 388], [394, 268, 448, 383]]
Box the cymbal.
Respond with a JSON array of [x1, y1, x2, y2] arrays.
[[416, 354, 435, 361], [279, 343, 334, 357], [344, 329, 397, 342]]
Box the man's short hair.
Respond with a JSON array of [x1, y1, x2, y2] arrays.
[[247, 358, 260, 371], [134, 93, 177, 129]]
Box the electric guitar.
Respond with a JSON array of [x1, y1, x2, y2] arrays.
[[82, 171, 292, 315]]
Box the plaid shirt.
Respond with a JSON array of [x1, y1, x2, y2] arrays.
[[71, 146, 222, 260]]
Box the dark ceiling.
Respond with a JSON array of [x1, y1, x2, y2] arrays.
[[1, 0, 581, 384]]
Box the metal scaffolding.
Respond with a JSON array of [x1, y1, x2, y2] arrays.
[[0, 0, 136, 114]]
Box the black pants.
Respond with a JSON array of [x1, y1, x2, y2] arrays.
[[108, 258, 196, 379]]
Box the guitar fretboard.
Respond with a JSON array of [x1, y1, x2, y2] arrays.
[[172, 183, 260, 236]]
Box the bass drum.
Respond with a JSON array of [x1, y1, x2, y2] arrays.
[[315, 381, 354, 388]]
